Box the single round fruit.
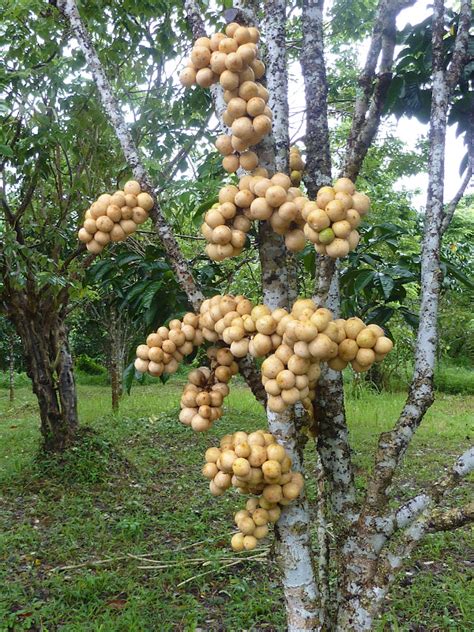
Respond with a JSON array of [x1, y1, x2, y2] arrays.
[[222, 154, 240, 173], [231, 533, 245, 552], [318, 227, 335, 245], [179, 67, 196, 87], [196, 67, 215, 88], [326, 237, 350, 258]]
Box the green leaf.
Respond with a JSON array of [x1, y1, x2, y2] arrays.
[[377, 274, 395, 300], [0, 144, 14, 158], [354, 269, 375, 293], [123, 362, 136, 395]]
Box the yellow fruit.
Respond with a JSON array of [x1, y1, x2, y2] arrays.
[[239, 151, 259, 170], [251, 59, 266, 79], [356, 328, 377, 349], [325, 238, 350, 258], [222, 154, 240, 173], [179, 67, 196, 87], [132, 207, 148, 225], [231, 532, 245, 552], [351, 192, 370, 215], [233, 457, 251, 477], [338, 338, 359, 362], [137, 192, 154, 211], [243, 535, 258, 550], [219, 37, 238, 54], [253, 114, 272, 136], [220, 70, 240, 90], [191, 46, 211, 69], [285, 229, 306, 252], [78, 227, 93, 243], [225, 51, 243, 72], [325, 199, 346, 222], [95, 230, 112, 245], [196, 67, 215, 88], [374, 336, 393, 355]]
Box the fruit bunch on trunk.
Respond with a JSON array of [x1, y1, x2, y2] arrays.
[[202, 430, 304, 551], [179, 23, 271, 174], [135, 295, 394, 418]]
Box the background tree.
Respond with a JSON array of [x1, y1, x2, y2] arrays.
[[0, 5, 130, 448]]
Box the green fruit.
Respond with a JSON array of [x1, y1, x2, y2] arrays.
[[291, 170, 302, 184], [318, 227, 335, 244]]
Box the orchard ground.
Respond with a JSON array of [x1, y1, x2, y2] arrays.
[[0, 380, 473, 631]]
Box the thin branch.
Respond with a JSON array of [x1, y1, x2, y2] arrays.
[[14, 158, 44, 223], [377, 446, 474, 542], [360, 0, 460, 519], [440, 161, 472, 234], [264, 0, 290, 173], [441, 107, 473, 234], [446, 0, 472, 90], [343, 0, 416, 181]]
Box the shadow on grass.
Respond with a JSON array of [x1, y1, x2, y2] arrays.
[[30, 427, 138, 488]]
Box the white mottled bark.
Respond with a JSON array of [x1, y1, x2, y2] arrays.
[[56, 0, 204, 310], [365, 447, 474, 621], [260, 3, 321, 627], [363, 0, 453, 518], [268, 407, 322, 630], [300, 0, 357, 532]]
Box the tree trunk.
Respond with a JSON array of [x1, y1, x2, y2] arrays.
[[8, 291, 78, 451], [109, 303, 123, 413], [8, 333, 15, 402], [258, 2, 321, 628]]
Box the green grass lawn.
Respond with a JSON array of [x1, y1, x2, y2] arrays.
[[0, 381, 473, 631]]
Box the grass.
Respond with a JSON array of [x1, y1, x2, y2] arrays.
[[0, 380, 473, 631]]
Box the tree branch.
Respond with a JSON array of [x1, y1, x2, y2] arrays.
[[376, 446, 474, 542], [343, 0, 416, 181], [55, 0, 204, 311], [425, 502, 474, 533], [361, 0, 453, 518], [446, 0, 472, 90], [333, 6, 472, 625], [440, 160, 472, 234], [441, 108, 473, 234], [373, 447, 474, 595], [264, 0, 289, 173], [301, 0, 331, 196]]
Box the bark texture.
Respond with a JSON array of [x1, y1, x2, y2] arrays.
[[261, 2, 321, 627], [183, 0, 322, 622], [6, 289, 78, 451], [334, 3, 473, 628], [301, 7, 357, 620], [301, 0, 331, 197], [109, 303, 124, 413], [364, 0, 470, 522], [343, 0, 416, 181], [8, 333, 15, 402]]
